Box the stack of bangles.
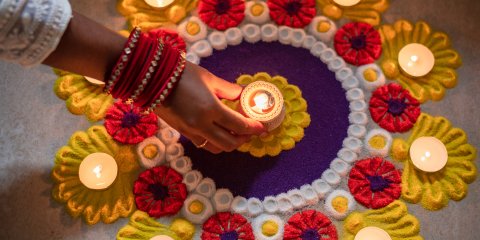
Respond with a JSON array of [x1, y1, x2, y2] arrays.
[[103, 27, 186, 113]]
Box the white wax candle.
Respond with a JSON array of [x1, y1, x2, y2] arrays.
[[398, 43, 435, 77], [251, 90, 274, 114], [333, 0, 361, 7], [84, 76, 105, 86], [145, 0, 175, 8], [79, 153, 118, 190], [150, 236, 174, 240], [239, 81, 285, 131], [410, 137, 448, 172], [354, 227, 392, 240]]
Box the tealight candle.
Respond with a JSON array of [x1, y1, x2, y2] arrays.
[[84, 76, 105, 86], [150, 236, 174, 240], [409, 136, 448, 172], [333, 0, 361, 7], [354, 227, 392, 240], [239, 81, 285, 131], [79, 153, 118, 190], [398, 43, 435, 77], [144, 0, 175, 8]]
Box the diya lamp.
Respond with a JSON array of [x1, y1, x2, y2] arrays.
[[333, 0, 361, 7], [149, 236, 174, 240], [398, 43, 435, 77], [409, 136, 448, 172], [84, 76, 105, 86], [144, 0, 175, 8], [238, 81, 285, 131], [78, 153, 118, 190], [354, 226, 392, 240]]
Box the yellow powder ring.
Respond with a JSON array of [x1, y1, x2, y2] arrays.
[[239, 81, 286, 131]]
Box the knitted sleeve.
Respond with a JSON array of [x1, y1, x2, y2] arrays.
[[0, 0, 72, 67]]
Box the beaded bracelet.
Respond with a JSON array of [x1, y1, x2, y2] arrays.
[[134, 40, 177, 109], [103, 27, 141, 94], [106, 27, 187, 113], [112, 33, 153, 99], [149, 50, 186, 110], [131, 39, 165, 101]]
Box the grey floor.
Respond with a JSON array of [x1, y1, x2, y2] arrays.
[[1, 0, 480, 239]]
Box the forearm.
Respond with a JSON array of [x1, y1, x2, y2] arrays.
[[42, 11, 128, 81]]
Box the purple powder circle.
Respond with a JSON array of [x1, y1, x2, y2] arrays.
[[179, 41, 350, 199]]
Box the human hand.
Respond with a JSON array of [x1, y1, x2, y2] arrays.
[[154, 61, 268, 154]]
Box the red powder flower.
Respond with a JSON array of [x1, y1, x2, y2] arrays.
[[201, 212, 254, 240], [198, 0, 245, 31], [144, 28, 186, 52], [134, 166, 188, 218], [104, 101, 158, 144], [267, 0, 316, 28], [334, 22, 382, 66], [348, 158, 402, 209], [369, 83, 421, 133], [284, 209, 338, 240]]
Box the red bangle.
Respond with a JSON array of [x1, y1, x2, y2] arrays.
[[129, 39, 165, 102], [148, 50, 186, 110], [105, 27, 187, 113], [103, 27, 141, 94], [134, 41, 176, 108], [110, 33, 149, 99], [115, 36, 157, 100]]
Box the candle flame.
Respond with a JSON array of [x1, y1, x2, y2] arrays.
[[425, 151, 430, 157], [254, 93, 269, 109], [411, 55, 418, 62], [157, 0, 164, 6], [94, 165, 102, 178]]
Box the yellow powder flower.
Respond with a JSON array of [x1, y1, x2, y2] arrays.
[[378, 20, 463, 103], [222, 73, 311, 157], [117, 211, 195, 240], [51, 125, 140, 225], [117, 0, 200, 32], [53, 69, 114, 123], [343, 200, 424, 240], [316, 0, 390, 26], [390, 113, 477, 211]]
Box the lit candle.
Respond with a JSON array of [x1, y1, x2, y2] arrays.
[[409, 136, 448, 172], [84, 76, 105, 86], [79, 153, 118, 190], [144, 0, 175, 8], [398, 43, 435, 77], [149, 236, 174, 240], [251, 90, 275, 114], [239, 81, 285, 131], [354, 227, 392, 240], [333, 0, 361, 7]]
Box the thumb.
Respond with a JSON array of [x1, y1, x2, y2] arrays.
[[211, 76, 243, 100]]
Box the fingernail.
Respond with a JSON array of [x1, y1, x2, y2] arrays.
[[260, 132, 269, 137]]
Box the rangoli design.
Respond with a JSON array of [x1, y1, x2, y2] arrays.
[[378, 20, 463, 103], [48, 0, 477, 239], [51, 125, 139, 225], [391, 113, 477, 211], [53, 70, 114, 123]]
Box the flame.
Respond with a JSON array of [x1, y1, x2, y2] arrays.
[[93, 165, 102, 178], [254, 93, 269, 109]]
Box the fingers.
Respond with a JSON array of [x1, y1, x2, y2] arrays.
[[216, 104, 268, 136], [202, 124, 252, 152], [181, 131, 223, 154], [210, 76, 243, 100]]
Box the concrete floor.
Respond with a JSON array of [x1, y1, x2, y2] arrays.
[[1, 0, 480, 239]]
